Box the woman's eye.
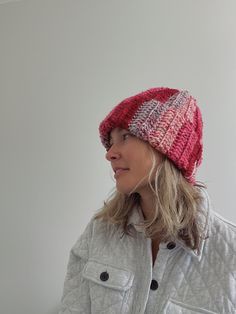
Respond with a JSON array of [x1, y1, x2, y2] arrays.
[[108, 133, 131, 148], [122, 133, 130, 140]]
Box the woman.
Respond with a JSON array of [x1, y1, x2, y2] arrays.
[[59, 87, 236, 314]]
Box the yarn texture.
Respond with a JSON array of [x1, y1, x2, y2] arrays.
[[99, 87, 203, 184]]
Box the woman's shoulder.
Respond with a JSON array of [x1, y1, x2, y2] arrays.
[[91, 215, 123, 240], [197, 185, 236, 235], [196, 186, 236, 263], [210, 210, 236, 235], [206, 209, 236, 267], [71, 216, 122, 255]]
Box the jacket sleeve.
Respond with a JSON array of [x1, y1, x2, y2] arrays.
[[58, 219, 94, 314]]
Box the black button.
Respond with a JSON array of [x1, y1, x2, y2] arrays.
[[167, 242, 176, 250], [100, 271, 109, 281], [150, 279, 158, 290]]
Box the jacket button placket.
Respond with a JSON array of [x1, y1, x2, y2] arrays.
[[146, 242, 174, 313]]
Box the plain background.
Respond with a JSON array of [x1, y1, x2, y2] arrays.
[[1, 0, 236, 313]]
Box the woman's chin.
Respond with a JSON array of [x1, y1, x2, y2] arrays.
[[116, 185, 137, 195]]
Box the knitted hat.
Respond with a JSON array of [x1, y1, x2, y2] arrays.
[[99, 87, 203, 185]]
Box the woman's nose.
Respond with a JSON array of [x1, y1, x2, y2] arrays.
[[105, 146, 120, 161]]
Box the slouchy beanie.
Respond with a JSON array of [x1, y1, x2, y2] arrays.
[[99, 87, 203, 185]]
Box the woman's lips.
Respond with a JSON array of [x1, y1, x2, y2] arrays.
[[114, 169, 129, 178]]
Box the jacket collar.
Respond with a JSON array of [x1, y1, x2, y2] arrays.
[[127, 187, 212, 261]]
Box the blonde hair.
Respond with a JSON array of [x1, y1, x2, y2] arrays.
[[93, 143, 208, 254]]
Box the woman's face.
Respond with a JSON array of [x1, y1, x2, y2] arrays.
[[105, 127, 163, 195]]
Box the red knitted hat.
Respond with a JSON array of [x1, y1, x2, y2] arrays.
[[99, 87, 203, 185]]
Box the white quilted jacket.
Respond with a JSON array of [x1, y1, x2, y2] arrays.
[[59, 187, 236, 314]]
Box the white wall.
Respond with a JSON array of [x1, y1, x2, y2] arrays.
[[1, 0, 236, 313]]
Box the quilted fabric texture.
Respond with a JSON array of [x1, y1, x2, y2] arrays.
[[58, 187, 236, 314]]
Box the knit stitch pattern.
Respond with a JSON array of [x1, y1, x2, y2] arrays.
[[99, 87, 203, 184]]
